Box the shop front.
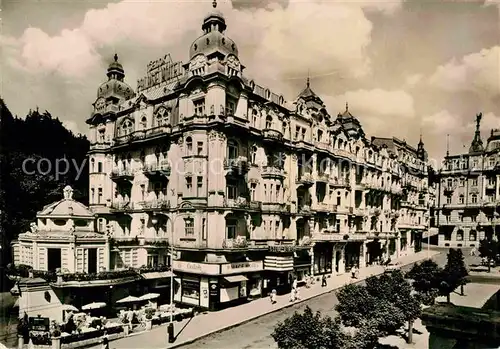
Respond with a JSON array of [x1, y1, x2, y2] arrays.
[[293, 248, 311, 285], [172, 260, 263, 311], [312, 242, 333, 275]]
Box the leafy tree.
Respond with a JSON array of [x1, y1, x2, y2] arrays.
[[406, 259, 441, 305], [444, 249, 469, 295], [335, 284, 376, 328], [271, 306, 345, 349], [336, 271, 420, 344], [478, 238, 498, 272], [0, 100, 89, 285]]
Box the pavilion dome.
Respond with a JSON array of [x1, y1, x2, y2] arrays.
[[37, 186, 93, 219]]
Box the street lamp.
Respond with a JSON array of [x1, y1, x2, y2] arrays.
[[424, 212, 429, 258]]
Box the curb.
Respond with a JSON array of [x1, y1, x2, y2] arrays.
[[167, 251, 441, 349]]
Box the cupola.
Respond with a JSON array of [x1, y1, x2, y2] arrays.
[[96, 54, 135, 102], [189, 0, 238, 60]]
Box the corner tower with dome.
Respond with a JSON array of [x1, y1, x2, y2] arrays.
[[82, 0, 431, 311]]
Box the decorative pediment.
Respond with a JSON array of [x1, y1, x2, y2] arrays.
[[179, 202, 195, 210], [226, 55, 240, 71]]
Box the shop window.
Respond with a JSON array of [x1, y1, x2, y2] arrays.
[[182, 279, 200, 300]]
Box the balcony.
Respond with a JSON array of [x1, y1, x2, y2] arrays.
[[311, 202, 337, 213], [261, 202, 291, 213], [331, 177, 350, 188], [443, 186, 455, 194], [261, 166, 286, 179], [143, 160, 171, 179], [262, 128, 283, 142], [222, 237, 248, 249], [316, 142, 330, 152], [486, 183, 496, 191], [223, 197, 258, 210], [110, 201, 134, 212], [332, 148, 354, 160], [296, 173, 314, 186], [224, 156, 249, 174], [316, 172, 330, 183], [298, 205, 313, 215], [139, 199, 170, 211], [110, 168, 134, 182]]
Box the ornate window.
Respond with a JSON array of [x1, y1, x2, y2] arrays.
[[469, 230, 477, 241], [184, 218, 194, 236], [266, 116, 272, 129], [459, 194, 464, 204], [140, 116, 147, 130], [120, 119, 134, 136], [456, 229, 464, 241], [185, 137, 193, 154], [471, 194, 478, 204], [155, 107, 170, 126], [227, 140, 238, 160]]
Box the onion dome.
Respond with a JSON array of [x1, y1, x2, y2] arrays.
[[97, 54, 135, 101], [189, 1, 238, 59]]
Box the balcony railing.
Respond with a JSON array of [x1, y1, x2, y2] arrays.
[[296, 173, 314, 186], [222, 237, 248, 249], [139, 199, 170, 210], [261, 202, 291, 213], [110, 201, 134, 211], [224, 197, 251, 209], [224, 156, 249, 173], [311, 202, 337, 212], [262, 128, 283, 142], [331, 177, 350, 187], [110, 168, 134, 181], [113, 126, 171, 146], [143, 161, 171, 177], [262, 166, 286, 178]]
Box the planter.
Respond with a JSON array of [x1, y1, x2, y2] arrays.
[[145, 319, 152, 330], [122, 325, 129, 336]]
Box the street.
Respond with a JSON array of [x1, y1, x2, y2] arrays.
[[180, 250, 450, 349]]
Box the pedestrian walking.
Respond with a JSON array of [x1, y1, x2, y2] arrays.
[[289, 289, 296, 302], [321, 274, 327, 287], [351, 266, 358, 279], [270, 289, 277, 304], [292, 278, 298, 291], [295, 287, 301, 300]]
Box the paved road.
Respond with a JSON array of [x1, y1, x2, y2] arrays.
[[180, 251, 450, 349]]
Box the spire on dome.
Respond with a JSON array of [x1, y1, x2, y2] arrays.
[[213, 0, 217, 8], [107, 53, 125, 81], [114, 53, 118, 62], [446, 134, 450, 157], [469, 112, 484, 153], [345, 102, 349, 112]]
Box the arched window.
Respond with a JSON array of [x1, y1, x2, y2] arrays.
[[185, 137, 193, 153], [120, 119, 134, 136], [266, 116, 272, 129], [471, 194, 478, 203], [227, 139, 238, 160], [339, 139, 344, 149], [456, 229, 464, 241], [459, 194, 464, 204], [251, 146, 258, 164], [282, 121, 287, 134], [140, 116, 147, 129], [469, 230, 477, 241], [90, 158, 95, 172], [155, 107, 170, 126]]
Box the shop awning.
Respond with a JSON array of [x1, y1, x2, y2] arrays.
[[141, 271, 174, 279], [224, 275, 249, 283]]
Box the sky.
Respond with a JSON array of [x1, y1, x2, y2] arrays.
[[2, 0, 500, 165]]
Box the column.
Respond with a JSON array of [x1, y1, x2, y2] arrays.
[[331, 245, 337, 275], [104, 238, 110, 271], [396, 235, 401, 258], [310, 246, 315, 277], [338, 247, 345, 273], [359, 241, 366, 268]]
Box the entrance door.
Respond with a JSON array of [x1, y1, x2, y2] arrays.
[[88, 248, 97, 274], [47, 249, 61, 270]]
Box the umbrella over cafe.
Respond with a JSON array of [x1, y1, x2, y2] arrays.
[[116, 296, 141, 304], [61, 304, 79, 312], [81, 302, 107, 310], [138, 293, 160, 301]]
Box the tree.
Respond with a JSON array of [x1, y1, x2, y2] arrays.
[[478, 238, 498, 273], [271, 306, 345, 349], [444, 249, 469, 295], [0, 100, 89, 285], [406, 259, 441, 305], [336, 271, 421, 344]]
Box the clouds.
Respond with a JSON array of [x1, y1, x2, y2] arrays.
[[428, 46, 500, 100]]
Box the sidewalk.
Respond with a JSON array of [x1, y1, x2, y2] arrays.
[[97, 250, 440, 349]]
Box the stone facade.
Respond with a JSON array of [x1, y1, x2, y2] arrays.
[[85, 3, 431, 310], [436, 113, 500, 248]]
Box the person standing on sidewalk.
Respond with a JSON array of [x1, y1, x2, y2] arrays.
[[321, 275, 327, 287], [292, 278, 298, 291]]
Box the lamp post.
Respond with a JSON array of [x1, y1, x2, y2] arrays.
[[424, 212, 429, 258]]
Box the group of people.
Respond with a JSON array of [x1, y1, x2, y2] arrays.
[[289, 278, 302, 302]]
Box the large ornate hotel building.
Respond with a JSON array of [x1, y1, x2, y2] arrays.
[[436, 114, 500, 248], [12, 2, 431, 311]]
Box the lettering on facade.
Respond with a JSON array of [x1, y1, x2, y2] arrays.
[[220, 261, 263, 274], [268, 245, 296, 253], [173, 261, 219, 275], [137, 54, 183, 92]]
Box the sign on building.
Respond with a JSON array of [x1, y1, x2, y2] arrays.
[[137, 54, 183, 93]]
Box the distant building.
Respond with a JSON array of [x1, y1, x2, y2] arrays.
[[436, 113, 500, 247]]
